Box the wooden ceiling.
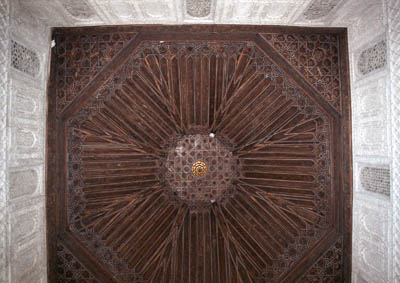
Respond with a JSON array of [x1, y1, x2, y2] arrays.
[[46, 25, 352, 283]]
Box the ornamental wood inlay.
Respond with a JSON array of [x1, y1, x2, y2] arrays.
[[47, 26, 352, 283], [261, 33, 342, 111], [54, 32, 136, 112]]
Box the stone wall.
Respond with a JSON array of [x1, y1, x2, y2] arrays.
[[0, 0, 398, 282]]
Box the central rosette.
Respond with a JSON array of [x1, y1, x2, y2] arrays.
[[165, 134, 237, 205], [192, 161, 207, 177]]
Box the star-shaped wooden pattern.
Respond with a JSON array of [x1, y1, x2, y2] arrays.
[[47, 25, 352, 283]]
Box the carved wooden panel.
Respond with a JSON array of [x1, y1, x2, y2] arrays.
[[47, 25, 352, 283]]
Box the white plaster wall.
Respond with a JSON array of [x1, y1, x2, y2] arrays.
[[0, 0, 397, 282], [0, 0, 9, 281], [333, 0, 392, 281], [0, 0, 51, 282], [387, 0, 400, 281]]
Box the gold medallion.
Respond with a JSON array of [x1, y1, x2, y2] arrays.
[[192, 161, 207, 177]]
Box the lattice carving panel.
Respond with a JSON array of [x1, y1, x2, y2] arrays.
[[298, 238, 344, 282], [164, 134, 237, 205], [47, 26, 352, 283], [360, 166, 390, 196], [186, 0, 211, 17], [261, 32, 342, 111], [10, 40, 40, 77], [56, 241, 99, 282], [357, 40, 387, 76], [60, 0, 96, 19], [54, 31, 136, 112], [302, 0, 343, 20]]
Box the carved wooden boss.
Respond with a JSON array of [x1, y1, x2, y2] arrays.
[[47, 26, 352, 282]]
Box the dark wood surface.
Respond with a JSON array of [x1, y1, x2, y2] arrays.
[[46, 25, 352, 282]]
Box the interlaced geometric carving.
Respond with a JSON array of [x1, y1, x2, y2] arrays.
[[186, 0, 211, 17], [10, 40, 40, 78], [60, 0, 96, 19], [298, 238, 343, 282], [360, 166, 390, 196], [56, 241, 99, 282], [54, 32, 136, 112], [357, 40, 387, 76], [261, 32, 342, 111], [303, 0, 343, 20], [165, 134, 237, 205]]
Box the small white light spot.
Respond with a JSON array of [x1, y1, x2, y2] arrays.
[[51, 40, 56, 48], [209, 133, 215, 138], [160, 41, 165, 43]]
